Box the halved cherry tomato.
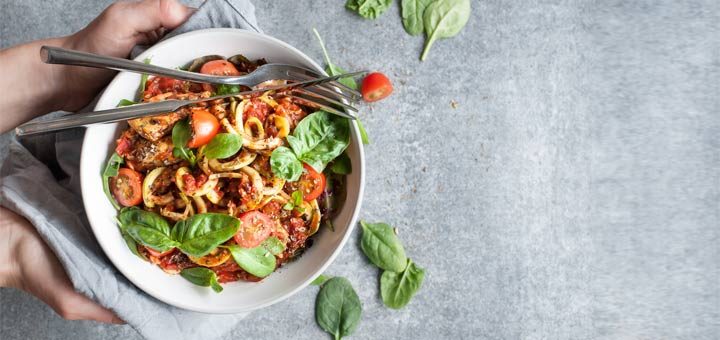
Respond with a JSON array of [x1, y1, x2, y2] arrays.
[[298, 164, 326, 201], [187, 109, 220, 148], [143, 77, 185, 97], [234, 211, 273, 248], [361, 72, 393, 102], [146, 246, 174, 257], [110, 168, 143, 207], [200, 60, 241, 76]]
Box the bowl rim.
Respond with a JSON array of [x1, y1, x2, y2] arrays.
[[80, 28, 365, 313]]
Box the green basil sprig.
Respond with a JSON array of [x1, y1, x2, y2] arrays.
[[172, 119, 196, 166], [171, 213, 240, 258], [226, 244, 276, 278], [360, 221, 407, 272], [118, 208, 179, 252], [203, 133, 242, 160], [420, 0, 471, 61], [315, 277, 362, 340], [270, 111, 350, 181], [102, 152, 124, 210], [346, 0, 392, 19], [180, 267, 223, 293], [380, 259, 425, 309]]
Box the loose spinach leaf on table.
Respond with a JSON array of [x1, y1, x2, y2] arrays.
[[180, 267, 223, 293], [380, 259, 426, 309], [420, 0, 471, 61], [203, 133, 242, 160], [355, 119, 370, 145], [401, 0, 435, 35], [171, 119, 196, 166], [315, 277, 362, 340], [118, 208, 178, 252], [311, 274, 331, 286], [226, 244, 276, 278], [360, 221, 408, 272], [346, 0, 393, 19], [102, 152, 124, 210], [171, 213, 240, 257], [270, 146, 303, 181]]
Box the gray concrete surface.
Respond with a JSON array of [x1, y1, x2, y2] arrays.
[[1, 0, 718, 339]]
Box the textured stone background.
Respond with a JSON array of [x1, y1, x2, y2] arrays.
[[1, 0, 718, 339]]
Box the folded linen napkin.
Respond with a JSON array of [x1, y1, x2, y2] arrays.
[[0, 1, 265, 339]]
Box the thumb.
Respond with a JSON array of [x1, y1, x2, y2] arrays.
[[109, 0, 192, 37]]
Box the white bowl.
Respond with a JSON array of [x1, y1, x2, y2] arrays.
[[80, 28, 364, 313]]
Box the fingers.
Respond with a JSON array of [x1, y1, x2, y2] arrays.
[[53, 289, 125, 324], [122, 0, 193, 34]]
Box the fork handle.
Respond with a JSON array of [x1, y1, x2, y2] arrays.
[[40, 46, 241, 85], [15, 100, 185, 136]]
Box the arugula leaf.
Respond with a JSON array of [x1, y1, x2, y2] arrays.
[[203, 133, 242, 160], [180, 267, 223, 293], [117, 99, 137, 107], [330, 152, 352, 175], [360, 221, 408, 272], [171, 119, 196, 166], [118, 208, 178, 252], [270, 146, 303, 181], [226, 244, 276, 278], [311, 274, 331, 286], [380, 259, 425, 309], [421, 0, 471, 61], [401, 0, 435, 35], [171, 213, 240, 257], [346, 0, 393, 19], [102, 153, 124, 210], [315, 277, 362, 340]]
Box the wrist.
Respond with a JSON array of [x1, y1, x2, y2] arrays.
[[0, 207, 23, 289]]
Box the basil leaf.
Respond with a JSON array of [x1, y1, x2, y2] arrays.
[[171, 213, 241, 257], [287, 111, 350, 172], [171, 119, 196, 166], [345, 0, 393, 19], [180, 267, 223, 293], [421, 0, 471, 61], [401, 0, 434, 35], [203, 133, 242, 160], [380, 259, 426, 309], [216, 84, 241, 95], [360, 221, 408, 272], [311, 274, 331, 286], [118, 208, 178, 252], [117, 99, 137, 107], [262, 236, 286, 256], [356, 119, 370, 145], [330, 152, 352, 175], [102, 153, 124, 210], [315, 277, 362, 339], [138, 58, 151, 98], [120, 228, 146, 260], [270, 146, 303, 181], [226, 244, 276, 278]]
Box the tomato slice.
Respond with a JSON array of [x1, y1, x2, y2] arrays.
[[200, 60, 241, 76], [187, 108, 220, 148], [110, 168, 143, 207], [298, 164, 326, 201], [146, 246, 175, 257], [361, 72, 393, 102], [235, 211, 273, 248]]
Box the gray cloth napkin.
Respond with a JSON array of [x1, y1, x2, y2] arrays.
[[0, 1, 264, 339]]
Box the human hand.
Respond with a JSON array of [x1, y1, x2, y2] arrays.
[[0, 207, 123, 323]]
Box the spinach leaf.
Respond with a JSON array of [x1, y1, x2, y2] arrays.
[[261, 236, 286, 256], [380, 259, 425, 309], [312, 28, 358, 90], [360, 221, 407, 272], [330, 152, 352, 175], [180, 267, 223, 293], [171, 119, 196, 166], [138, 58, 151, 98], [117, 99, 137, 107], [315, 277, 362, 340], [401, 0, 435, 35], [118, 208, 178, 252], [420, 0, 471, 61], [311, 274, 331, 286], [203, 133, 242, 160], [346, 0, 393, 19], [171, 213, 240, 257], [226, 244, 276, 278], [356, 119, 370, 145], [216, 84, 241, 95], [287, 111, 350, 172], [270, 146, 303, 181], [102, 153, 124, 210]]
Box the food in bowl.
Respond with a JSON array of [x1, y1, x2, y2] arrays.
[[104, 53, 349, 292]]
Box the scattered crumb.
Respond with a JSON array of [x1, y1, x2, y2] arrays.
[[421, 166, 427, 172], [393, 227, 399, 235], [451, 100, 459, 109]]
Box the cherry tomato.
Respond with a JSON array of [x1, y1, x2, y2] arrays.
[[298, 164, 326, 201], [158, 77, 185, 92], [234, 211, 273, 248], [361, 72, 393, 102], [146, 246, 174, 257], [200, 60, 241, 76], [187, 109, 220, 148], [110, 168, 143, 207]]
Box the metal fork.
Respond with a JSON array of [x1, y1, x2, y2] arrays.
[[15, 71, 365, 136], [40, 46, 362, 104]]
